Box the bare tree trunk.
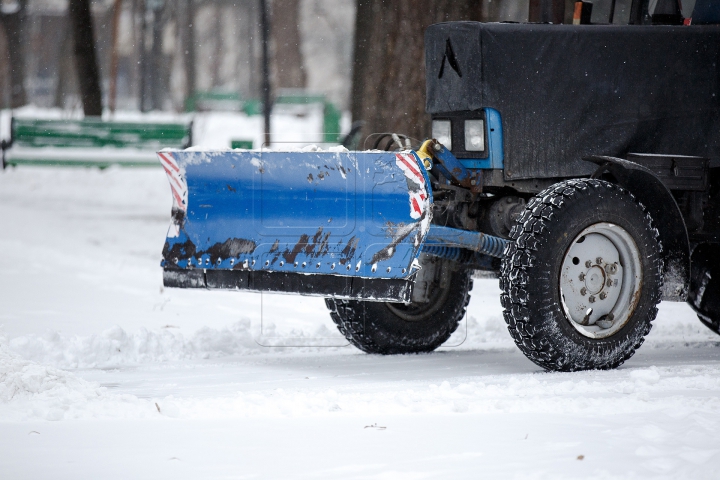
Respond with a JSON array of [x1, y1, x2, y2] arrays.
[[260, 0, 272, 146], [271, 0, 306, 89], [139, 0, 149, 111], [69, 0, 103, 116], [54, 20, 78, 109], [149, 3, 165, 110], [179, 0, 196, 107], [109, 0, 123, 113], [0, 22, 10, 108], [350, 0, 371, 127], [351, 0, 483, 144], [211, 4, 223, 88], [0, 0, 28, 108]]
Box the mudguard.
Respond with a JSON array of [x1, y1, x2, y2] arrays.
[[158, 149, 433, 300]]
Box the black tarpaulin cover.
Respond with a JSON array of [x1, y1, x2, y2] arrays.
[[425, 22, 720, 180]]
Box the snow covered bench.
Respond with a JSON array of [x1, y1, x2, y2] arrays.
[[1, 118, 193, 168]]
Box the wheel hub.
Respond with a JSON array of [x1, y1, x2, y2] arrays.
[[559, 223, 642, 338], [584, 265, 606, 294]]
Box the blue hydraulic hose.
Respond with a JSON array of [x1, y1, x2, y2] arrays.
[[423, 225, 509, 258]]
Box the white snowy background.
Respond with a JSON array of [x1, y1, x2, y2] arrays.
[[1, 109, 720, 479]]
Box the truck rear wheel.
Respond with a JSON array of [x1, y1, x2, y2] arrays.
[[326, 256, 472, 354], [501, 179, 663, 371], [688, 244, 720, 334]]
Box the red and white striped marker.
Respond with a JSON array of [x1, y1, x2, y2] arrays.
[[395, 153, 429, 220], [395, 152, 425, 186], [158, 151, 187, 213]]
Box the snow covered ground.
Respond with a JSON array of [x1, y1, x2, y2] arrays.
[[1, 143, 720, 478]]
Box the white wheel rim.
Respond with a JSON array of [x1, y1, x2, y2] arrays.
[[559, 222, 643, 339]]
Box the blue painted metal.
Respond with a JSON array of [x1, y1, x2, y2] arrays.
[[159, 149, 433, 281], [433, 143, 471, 184], [458, 107, 505, 170], [424, 224, 508, 258]]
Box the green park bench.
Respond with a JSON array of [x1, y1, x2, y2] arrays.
[[185, 91, 244, 112], [1, 117, 193, 168]]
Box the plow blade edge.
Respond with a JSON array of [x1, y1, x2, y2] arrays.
[[158, 149, 432, 302]]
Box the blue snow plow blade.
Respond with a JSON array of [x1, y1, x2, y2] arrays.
[[158, 149, 433, 302]]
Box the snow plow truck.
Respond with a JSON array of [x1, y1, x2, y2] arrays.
[[159, 0, 720, 371]]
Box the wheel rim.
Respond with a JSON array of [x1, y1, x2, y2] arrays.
[[559, 222, 643, 339], [385, 262, 452, 322]]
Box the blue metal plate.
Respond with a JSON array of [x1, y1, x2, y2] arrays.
[[159, 149, 432, 280]]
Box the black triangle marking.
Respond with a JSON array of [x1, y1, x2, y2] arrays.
[[438, 38, 462, 79]]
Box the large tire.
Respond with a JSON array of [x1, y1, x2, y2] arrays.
[[326, 256, 472, 354], [688, 243, 720, 334], [501, 179, 663, 371]]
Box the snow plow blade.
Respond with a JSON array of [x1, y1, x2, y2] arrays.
[[158, 149, 433, 302]]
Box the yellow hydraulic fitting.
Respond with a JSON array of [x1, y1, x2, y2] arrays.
[[416, 139, 436, 170]]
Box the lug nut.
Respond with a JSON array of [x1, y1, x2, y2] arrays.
[[580, 287, 587, 296], [585, 260, 592, 268], [596, 257, 603, 264], [589, 295, 596, 303], [599, 292, 607, 300], [609, 263, 618, 274], [579, 273, 586, 281]]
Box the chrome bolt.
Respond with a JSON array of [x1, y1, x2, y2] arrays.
[[433, 143, 442, 151], [579, 273, 586, 281], [585, 260, 592, 268], [589, 295, 596, 303], [599, 292, 607, 300], [580, 287, 587, 296], [596, 257, 603, 264]]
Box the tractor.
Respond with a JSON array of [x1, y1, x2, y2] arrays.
[[159, 0, 720, 371]]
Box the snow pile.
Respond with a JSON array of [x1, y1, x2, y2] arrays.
[[9, 320, 346, 369], [0, 333, 142, 420], [8, 312, 514, 370], [9, 320, 257, 369], [185, 144, 351, 153], [0, 334, 96, 405]]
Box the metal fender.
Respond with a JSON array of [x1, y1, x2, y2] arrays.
[[585, 155, 690, 301]]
